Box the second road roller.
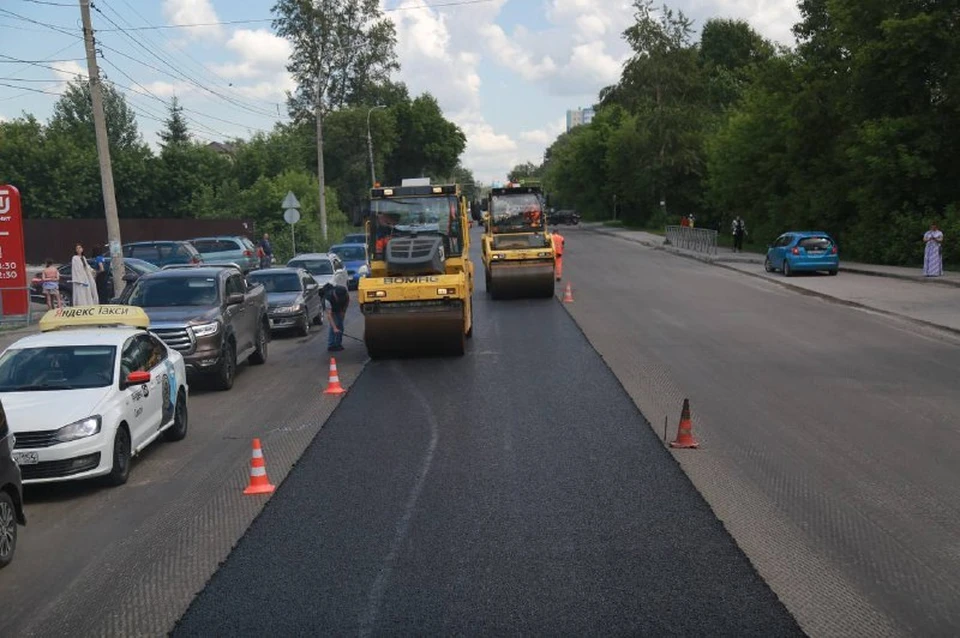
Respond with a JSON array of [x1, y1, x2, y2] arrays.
[[481, 181, 557, 299], [358, 178, 475, 359]]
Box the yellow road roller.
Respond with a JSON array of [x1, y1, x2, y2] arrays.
[[481, 182, 556, 299], [358, 179, 475, 358]]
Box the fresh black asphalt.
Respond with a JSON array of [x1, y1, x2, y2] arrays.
[[172, 243, 803, 636]]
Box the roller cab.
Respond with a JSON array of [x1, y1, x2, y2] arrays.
[[481, 182, 557, 299], [359, 181, 475, 359]]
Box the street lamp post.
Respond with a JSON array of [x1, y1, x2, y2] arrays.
[[366, 105, 387, 186]]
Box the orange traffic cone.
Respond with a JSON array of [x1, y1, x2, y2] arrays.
[[324, 357, 346, 395], [562, 283, 574, 303], [670, 398, 699, 449], [243, 438, 275, 495]]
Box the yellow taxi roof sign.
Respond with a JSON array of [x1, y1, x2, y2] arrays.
[[39, 305, 150, 332]]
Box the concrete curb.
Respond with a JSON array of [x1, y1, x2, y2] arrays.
[[586, 225, 960, 337]]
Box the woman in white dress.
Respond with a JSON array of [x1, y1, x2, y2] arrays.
[[70, 243, 99, 305], [922, 223, 944, 277]]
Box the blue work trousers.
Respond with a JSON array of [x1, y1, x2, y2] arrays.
[[328, 309, 345, 348]]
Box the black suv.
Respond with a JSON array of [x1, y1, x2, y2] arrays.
[[1, 398, 26, 569], [548, 209, 580, 225]]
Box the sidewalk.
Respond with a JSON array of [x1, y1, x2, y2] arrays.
[[584, 224, 960, 335], [584, 224, 960, 288]]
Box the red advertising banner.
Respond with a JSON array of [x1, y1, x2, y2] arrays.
[[0, 185, 29, 316]]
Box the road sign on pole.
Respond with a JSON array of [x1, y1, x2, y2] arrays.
[[283, 208, 300, 256], [282, 191, 300, 210]]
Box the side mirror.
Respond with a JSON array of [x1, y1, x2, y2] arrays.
[[122, 273, 137, 283], [226, 292, 244, 305], [125, 370, 151, 386]]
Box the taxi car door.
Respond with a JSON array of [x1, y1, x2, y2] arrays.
[[119, 334, 163, 449]]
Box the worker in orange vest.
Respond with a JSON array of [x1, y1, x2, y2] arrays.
[[553, 231, 565, 281]]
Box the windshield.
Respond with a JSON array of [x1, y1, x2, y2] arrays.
[[127, 276, 220, 307], [288, 259, 333, 275], [0, 345, 117, 391], [248, 272, 301, 292], [370, 195, 462, 257], [490, 193, 545, 233], [330, 245, 366, 261]]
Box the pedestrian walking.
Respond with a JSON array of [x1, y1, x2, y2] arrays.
[[70, 243, 99, 306], [258, 233, 273, 269], [553, 230, 565, 281], [322, 282, 350, 352], [732, 216, 747, 253], [923, 223, 944, 277], [41, 259, 62, 309]]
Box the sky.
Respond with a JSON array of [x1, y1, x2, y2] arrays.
[[0, 0, 801, 184]]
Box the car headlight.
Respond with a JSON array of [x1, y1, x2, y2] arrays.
[[275, 305, 301, 314], [55, 415, 102, 443], [191, 321, 220, 338], [358, 265, 369, 276]]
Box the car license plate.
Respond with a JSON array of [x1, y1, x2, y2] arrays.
[[13, 451, 38, 465]]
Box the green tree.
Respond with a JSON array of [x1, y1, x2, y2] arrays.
[[48, 77, 143, 151], [159, 96, 190, 148], [383, 94, 466, 183], [507, 162, 541, 183]]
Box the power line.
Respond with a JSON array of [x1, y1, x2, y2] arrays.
[[0, 80, 63, 96], [18, 0, 73, 6], [0, 8, 80, 39], [92, 0, 496, 32]]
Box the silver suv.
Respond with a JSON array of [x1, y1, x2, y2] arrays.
[[286, 253, 348, 288]]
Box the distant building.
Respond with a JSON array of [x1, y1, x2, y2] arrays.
[[566, 107, 595, 132], [206, 141, 236, 156]]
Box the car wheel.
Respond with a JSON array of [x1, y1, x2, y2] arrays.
[[105, 426, 131, 487], [312, 306, 324, 325], [829, 269, 838, 276], [212, 341, 236, 390], [297, 311, 310, 337], [783, 260, 793, 277], [466, 302, 474, 339], [60, 290, 72, 307], [249, 322, 268, 365], [0, 491, 17, 569], [163, 391, 188, 442], [764, 257, 774, 273]]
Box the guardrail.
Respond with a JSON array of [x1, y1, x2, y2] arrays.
[[664, 225, 718, 256]]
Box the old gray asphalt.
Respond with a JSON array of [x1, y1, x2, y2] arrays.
[[172, 234, 801, 636], [0, 313, 369, 637], [558, 227, 960, 637]]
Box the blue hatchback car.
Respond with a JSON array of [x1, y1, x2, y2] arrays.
[[328, 243, 369, 289], [765, 231, 839, 276]]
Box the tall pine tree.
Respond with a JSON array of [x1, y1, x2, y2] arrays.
[[159, 96, 190, 148]]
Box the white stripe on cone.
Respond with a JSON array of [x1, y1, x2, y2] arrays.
[[252, 448, 263, 459], [250, 466, 266, 477]]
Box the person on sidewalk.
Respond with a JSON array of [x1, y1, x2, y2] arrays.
[[41, 259, 62, 309], [258, 233, 273, 269], [322, 282, 350, 352], [553, 230, 565, 281], [70, 243, 99, 306], [732, 216, 747, 253], [923, 223, 944, 277]]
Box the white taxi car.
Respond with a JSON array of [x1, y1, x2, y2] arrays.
[[0, 305, 189, 486]]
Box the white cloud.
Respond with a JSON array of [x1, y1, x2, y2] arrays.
[[136, 80, 195, 99], [162, 0, 223, 42], [519, 117, 566, 146], [51, 60, 86, 83]]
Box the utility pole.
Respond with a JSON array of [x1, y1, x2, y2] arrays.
[[79, 0, 125, 296], [315, 76, 328, 242], [366, 105, 386, 187]]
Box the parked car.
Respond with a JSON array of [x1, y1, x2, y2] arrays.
[[328, 243, 369, 290], [247, 267, 324, 336], [286, 253, 348, 289], [548, 209, 580, 225], [765, 231, 839, 277], [30, 258, 159, 307], [123, 267, 269, 390], [341, 233, 366, 244], [189, 236, 259, 273], [0, 398, 25, 569], [122, 241, 203, 268]]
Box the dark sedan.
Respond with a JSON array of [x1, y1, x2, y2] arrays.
[[548, 209, 580, 225], [246, 267, 324, 336], [31, 257, 159, 307]]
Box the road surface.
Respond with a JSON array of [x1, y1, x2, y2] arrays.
[[0, 314, 368, 637], [172, 232, 801, 636], [558, 227, 960, 637]]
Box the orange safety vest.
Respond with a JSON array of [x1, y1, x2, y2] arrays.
[[554, 233, 564, 255]]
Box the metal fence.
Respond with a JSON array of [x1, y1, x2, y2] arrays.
[[664, 225, 718, 255]]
